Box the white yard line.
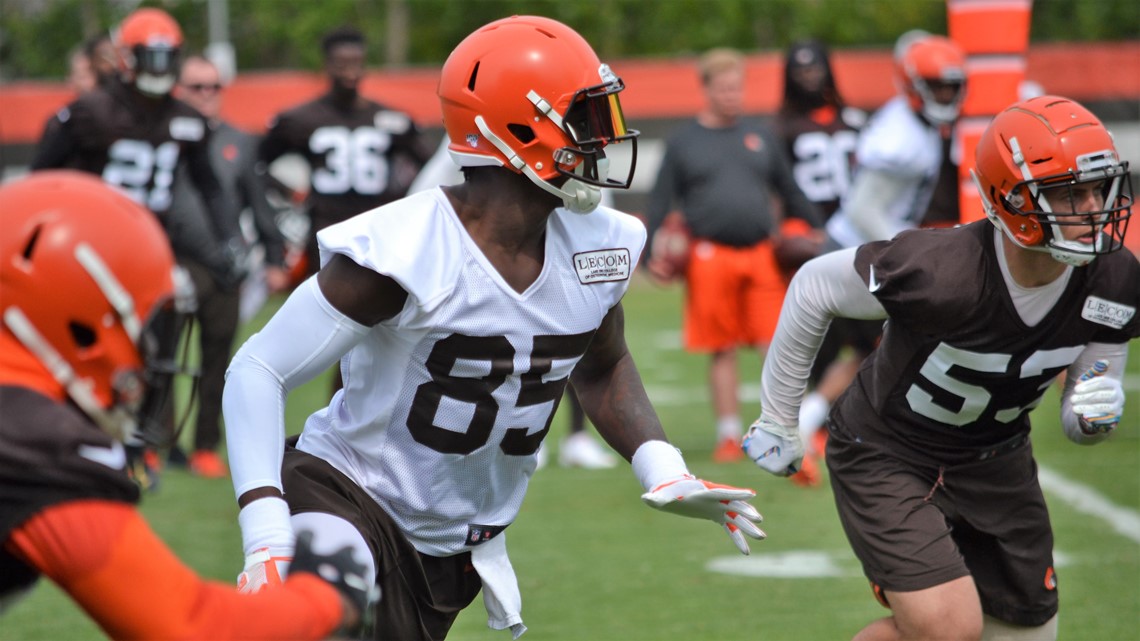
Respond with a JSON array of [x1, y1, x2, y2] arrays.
[[1037, 466, 1140, 545]]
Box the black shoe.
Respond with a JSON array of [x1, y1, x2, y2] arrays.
[[167, 444, 189, 468]]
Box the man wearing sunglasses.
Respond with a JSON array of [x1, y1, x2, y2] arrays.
[[159, 55, 292, 480], [30, 8, 248, 490]]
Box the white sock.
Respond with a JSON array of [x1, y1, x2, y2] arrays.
[[716, 416, 742, 440]]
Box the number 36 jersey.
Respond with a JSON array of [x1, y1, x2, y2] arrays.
[[837, 221, 1139, 465], [298, 188, 646, 555]]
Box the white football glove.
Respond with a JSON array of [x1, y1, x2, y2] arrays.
[[237, 546, 292, 594], [1072, 360, 1124, 435], [743, 417, 804, 476], [641, 475, 766, 555], [236, 496, 295, 593]]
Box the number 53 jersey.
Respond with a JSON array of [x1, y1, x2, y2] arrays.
[[838, 220, 1139, 466], [298, 188, 647, 555]]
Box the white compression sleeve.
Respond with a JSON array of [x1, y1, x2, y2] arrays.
[[1060, 341, 1129, 445], [759, 248, 887, 427], [223, 277, 369, 500]]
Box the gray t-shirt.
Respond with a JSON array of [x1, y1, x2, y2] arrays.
[[644, 119, 822, 247]]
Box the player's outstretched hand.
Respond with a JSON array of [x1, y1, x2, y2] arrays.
[[1072, 360, 1124, 435], [743, 417, 805, 476], [641, 475, 765, 555]]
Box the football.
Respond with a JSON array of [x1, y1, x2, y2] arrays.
[[648, 211, 691, 281], [771, 219, 823, 277]]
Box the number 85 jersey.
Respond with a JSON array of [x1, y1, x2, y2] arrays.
[[837, 220, 1138, 466], [297, 188, 646, 555]]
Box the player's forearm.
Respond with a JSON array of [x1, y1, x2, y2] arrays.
[[7, 501, 342, 641], [573, 352, 667, 461], [224, 278, 366, 500], [844, 168, 912, 242], [760, 249, 885, 426]]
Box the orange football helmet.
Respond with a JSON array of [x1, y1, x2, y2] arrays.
[[0, 171, 196, 441], [438, 15, 638, 213], [972, 95, 1132, 266], [894, 30, 966, 125], [114, 7, 183, 96]]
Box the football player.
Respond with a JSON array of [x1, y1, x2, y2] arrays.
[[773, 38, 865, 222], [786, 31, 969, 486], [31, 8, 247, 294], [165, 54, 293, 479], [770, 38, 868, 486], [0, 171, 369, 639], [745, 95, 1136, 641], [257, 25, 432, 282], [825, 30, 967, 250], [225, 16, 765, 640]]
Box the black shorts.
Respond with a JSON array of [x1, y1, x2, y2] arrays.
[[282, 446, 482, 641], [825, 423, 1058, 626]]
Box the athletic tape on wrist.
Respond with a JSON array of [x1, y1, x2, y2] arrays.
[[632, 440, 690, 492], [238, 496, 295, 556]]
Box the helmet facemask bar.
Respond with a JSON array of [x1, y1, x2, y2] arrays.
[[552, 76, 640, 189], [132, 296, 199, 449], [1005, 137, 1132, 266], [910, 74, 965, 125], [131, 44, 180, 96]]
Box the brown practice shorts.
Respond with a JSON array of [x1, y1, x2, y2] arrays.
[[825, 424, 1059, 626], [282, 446, 483, 641], [683, 238, 785, 351]]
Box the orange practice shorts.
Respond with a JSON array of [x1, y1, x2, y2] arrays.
[[682, 238, 786, 352]]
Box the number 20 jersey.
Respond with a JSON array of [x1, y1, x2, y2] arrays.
[[297, 188, 646, 555], [838, 221, 1139, 465]]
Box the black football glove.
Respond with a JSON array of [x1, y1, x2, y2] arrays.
[[289, 530, 379, 636]]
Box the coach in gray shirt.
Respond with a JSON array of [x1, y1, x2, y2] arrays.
[[642, 47, 822, 463]]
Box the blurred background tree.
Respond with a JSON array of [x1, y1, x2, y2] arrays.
[[1, 0, 1136, 82]]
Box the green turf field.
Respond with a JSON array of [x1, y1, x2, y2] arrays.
[[3, 276, 1137, 641]]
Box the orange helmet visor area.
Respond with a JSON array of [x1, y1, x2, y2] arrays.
[[554, 77, 639, 189], [1006, 161, 1133, 256]]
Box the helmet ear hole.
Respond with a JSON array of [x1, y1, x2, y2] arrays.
[[69, 321, 97, 348], [507, 124, 536, 144], [21, 225, 42, 261], [467, 62, 480, 91]]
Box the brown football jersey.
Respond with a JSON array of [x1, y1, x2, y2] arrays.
[[771, 107, 862, 220], [0, 386, 139, 594], [31, 79, 212, 216], [259, 93, 428, 231], [834, 221, 1139, 464]]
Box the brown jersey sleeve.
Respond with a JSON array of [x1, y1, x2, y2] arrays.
[[5, 500, 343, 641]]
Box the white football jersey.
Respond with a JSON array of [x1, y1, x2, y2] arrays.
[[826, 96, 945, 248], [296, 188, 646, 555]]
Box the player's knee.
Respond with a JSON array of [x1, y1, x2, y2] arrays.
[[900, 615, 983, 641], [891, 588, 983, 641], [980, 614, 1058, 641], [290, 511, 376, 582]]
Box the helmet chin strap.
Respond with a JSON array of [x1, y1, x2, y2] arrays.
[[474, 115, 602, 214], [972, 167, 1092, 266]]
